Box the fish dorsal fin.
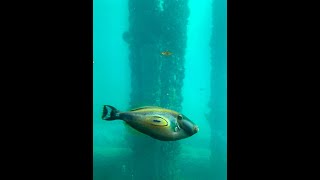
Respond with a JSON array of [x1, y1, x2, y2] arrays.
[[130, 106, 166, 111], [147, 116, 168, 126]]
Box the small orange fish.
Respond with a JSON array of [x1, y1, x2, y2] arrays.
[[161, 51, 173, 56]]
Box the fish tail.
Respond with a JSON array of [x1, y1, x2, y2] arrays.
[[102, 105, 121, 121]]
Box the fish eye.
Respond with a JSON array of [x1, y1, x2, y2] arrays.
[[177, 114, 183, 121]]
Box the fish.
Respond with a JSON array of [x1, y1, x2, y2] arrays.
[[161, 51, 173, 56], [102, 105, 199, 141]]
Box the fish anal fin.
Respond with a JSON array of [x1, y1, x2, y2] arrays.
[[123, 121, 144, 136]]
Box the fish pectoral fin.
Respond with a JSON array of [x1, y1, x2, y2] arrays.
[[174, 121, 181, 132], [147, 116, 168, 126]]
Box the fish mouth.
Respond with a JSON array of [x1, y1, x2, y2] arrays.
[[194, 126, 199, 133]]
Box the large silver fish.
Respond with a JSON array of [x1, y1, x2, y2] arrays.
[[102, 105, 199, 141]]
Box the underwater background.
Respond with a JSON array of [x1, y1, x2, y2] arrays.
[[93, 0, 226, 179]]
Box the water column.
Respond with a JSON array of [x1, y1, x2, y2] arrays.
[[123, 0, 189, 179], [207, 0, 227, 179]]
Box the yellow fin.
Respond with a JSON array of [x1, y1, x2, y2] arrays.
[[130, 106, 165, 111]]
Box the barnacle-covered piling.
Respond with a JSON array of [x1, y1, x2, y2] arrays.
[[124, 0, 190, 180]]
